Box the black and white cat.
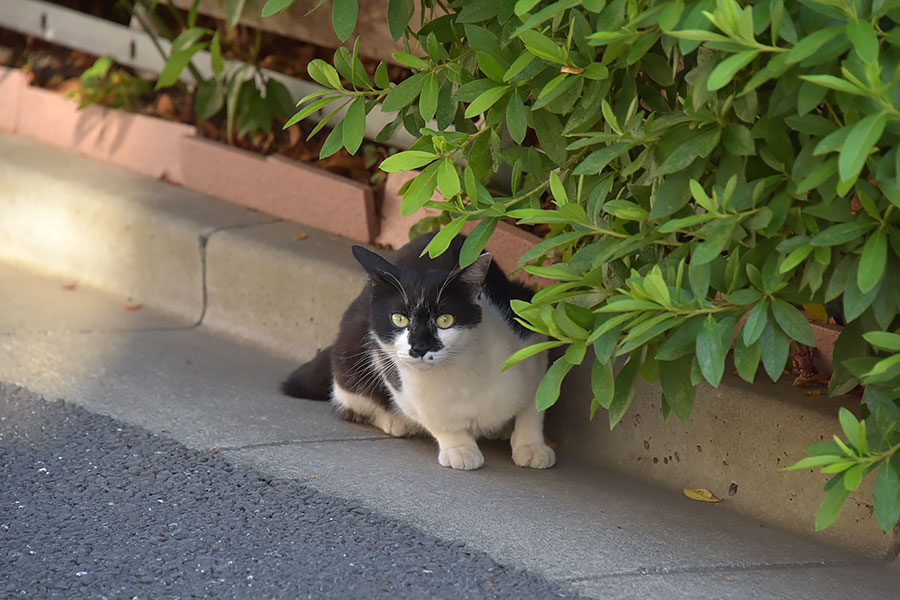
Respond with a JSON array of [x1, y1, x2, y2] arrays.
[[281, 233, 555, 471]]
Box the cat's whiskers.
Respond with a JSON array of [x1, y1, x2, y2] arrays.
[[379, 270, 409, 307]]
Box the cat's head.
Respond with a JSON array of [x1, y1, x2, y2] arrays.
[[352, 245, 492, 369]]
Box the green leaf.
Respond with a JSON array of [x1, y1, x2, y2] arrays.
[[381, 72, 427, 111], [846, 19, 878, 63], [843, 464, 865, 491], [689, 179, 715, 213], [722, 123, 755, 156], [799, 75, 867, 97], [733, 337, 761, 382], [573, 143, 629, 175], [742, 300, 768, 346], [307, 59, 343, 89], [659, 355, 695, 420], [857, 228, 887, 294], [771, 299, 815, 346], [261, 0, 295, 17], [503, 53, 536, 81], [332, 0, 358, 42], [692, 219, 735, 265], [874, 460, 900, 533], [689, 260, 710, 305], [536, 356, 574, 410], [464, 86, 509, 118], [844, 257, 882, 322], [707, 50, 758, 91], [319, 119, 344, 158], [728, 289, 762, 305], [225, 0, 246, 29], [591, 360, 615, 410], [284, 96, 334, 129], [783, 455, 846, 471], [838, 113, 887, 183], [608, 354, 640, 429], [506, 91, 527, 144], [341, 96, 365, 154], [80, 55, 112, 82], [374, 61, 390, 88], [510, 0, 580, 37], [809, 220, 877, 246], [400, 162, 440, 216], [459, 218, 497, 268], [549, 171, 568, 205], [837, 407, 861, 450], [533, 110, 566, 166], [759, 319, 789, 382], [657, 127, 720, 176], [424, 217, 468, 258], [195, 78, 224, 122], [379, 150, 438, 173], [393, 52, 430, 70], [387, 0, 414, 41], [418, 73, 439, 123], [815, 478, 852, 530], [863, 354, 900, 378], [779, 244, 813, 274], [519, 30, 565, 63], [502, 340, 565, 370], [651, 171, 693, 220], [209, 32, 224, 74], [436, 159, 460, 198], [863, 331, 900, 351], [156, 44, 203, 89], [696, 315, 725, 387], [785, 25, 842, 65]]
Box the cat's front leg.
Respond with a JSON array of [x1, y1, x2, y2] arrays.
[[431, 430, 484, 470], [510, 403, 556, 469]]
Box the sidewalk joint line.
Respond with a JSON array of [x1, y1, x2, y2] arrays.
[[559, 558, 885, 582], [194, 218, 283, 329]]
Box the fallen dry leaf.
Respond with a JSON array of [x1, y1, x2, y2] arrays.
[[123, 304, 142, 311], [61, 281, 77, 290], [544, 436, 559, 450], [294, 233, 308, 241], [286, 123, 302, 147], [683, 488, 723, 503], [155, 93, 177, 121], [205, 449, 220, 455]]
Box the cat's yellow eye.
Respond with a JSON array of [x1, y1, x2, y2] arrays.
[[436, 314, 455, 329], [391, 313, 410, 328]]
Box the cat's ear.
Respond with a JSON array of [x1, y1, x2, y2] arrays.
[[456, 252, 492, 289], [352, 245, 402, 283]]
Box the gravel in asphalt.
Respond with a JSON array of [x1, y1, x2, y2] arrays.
[[0, 383, 579, 599]]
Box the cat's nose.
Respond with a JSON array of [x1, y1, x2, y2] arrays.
[[409, 343, 429, 359]]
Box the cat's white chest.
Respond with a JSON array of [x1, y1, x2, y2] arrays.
[[389, 299, 544, 435]]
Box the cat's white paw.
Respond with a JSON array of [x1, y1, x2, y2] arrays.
[[374, 412, 411, 437], [512, 442, 556, 469], [438, 445, 484, 470]]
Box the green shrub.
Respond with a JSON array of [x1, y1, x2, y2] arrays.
[[274, 0, 900, 531], [122, 0, 295, 139]]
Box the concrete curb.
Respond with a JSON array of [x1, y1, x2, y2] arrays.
[[1, 133, 897, 559]]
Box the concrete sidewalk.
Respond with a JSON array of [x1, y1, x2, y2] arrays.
[[1, 132, 899, 598]]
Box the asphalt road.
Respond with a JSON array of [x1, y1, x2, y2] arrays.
[[0, 382, 577, 600]]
